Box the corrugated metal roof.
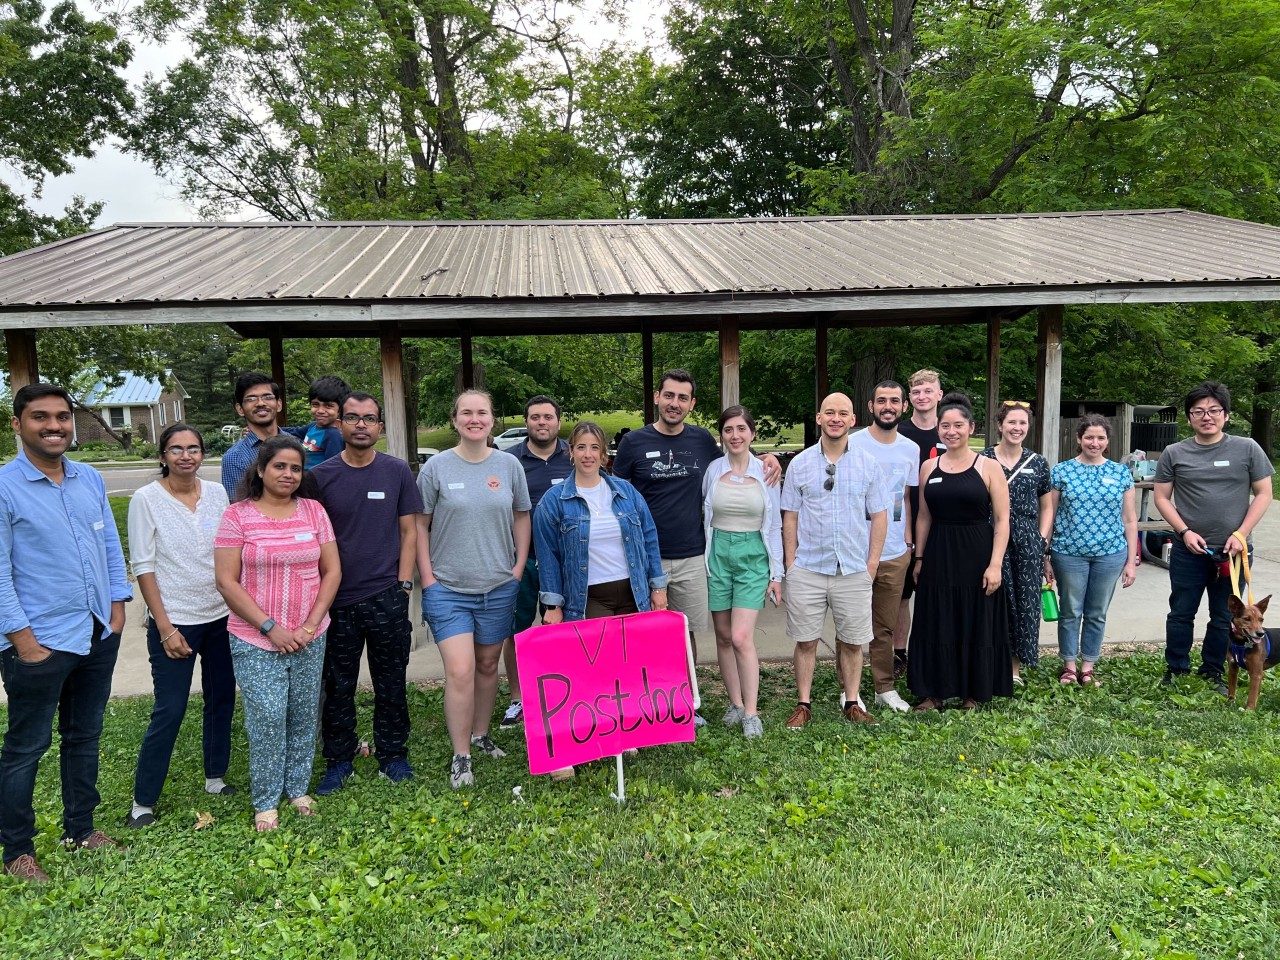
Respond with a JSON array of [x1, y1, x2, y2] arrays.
[[82, 371, 169, 406], [2, 209, 1279, 308]]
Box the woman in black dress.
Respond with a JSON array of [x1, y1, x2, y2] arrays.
[[980, 402, 1052, 683], [909, 393, 1012, 710]]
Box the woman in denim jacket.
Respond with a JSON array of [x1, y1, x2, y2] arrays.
[[534, 421, 669, 625]]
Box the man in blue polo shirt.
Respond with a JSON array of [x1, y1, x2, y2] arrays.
[[0, 383, 132, 883], [499, 395, 572, 729]]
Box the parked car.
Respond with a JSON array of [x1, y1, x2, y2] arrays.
[[493, 427, 528, 451], [417, 446, 440, 464]]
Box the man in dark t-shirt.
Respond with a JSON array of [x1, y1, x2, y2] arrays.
[[311, 392, 423, 793]]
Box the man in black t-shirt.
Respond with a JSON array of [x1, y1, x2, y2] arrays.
[[893, 369, 947, 675]]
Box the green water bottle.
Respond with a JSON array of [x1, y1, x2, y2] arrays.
[[1041, 583, 1059, 622]]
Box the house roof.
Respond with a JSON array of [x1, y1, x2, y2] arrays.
[[1, 209, 1279, 331], [81, 371, 184, 407]]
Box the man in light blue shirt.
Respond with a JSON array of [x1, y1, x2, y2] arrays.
[[0, 383, 131, 883], [221, 371, 282, 501], [780, 392, 889, 730]]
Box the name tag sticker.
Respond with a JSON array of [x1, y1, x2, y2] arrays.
[[93, 520, 105, 530], [1214, 460, 1231, 467], [294, 532, 314, 542], [928, 477, 943, 484], [448, 482, 465, 490], [1102, 477, 1117, 485], [645, 451, 661, 459], [730, 475, 745, 483], [551, 478, 565, 485], [367, 491, 386, 500]]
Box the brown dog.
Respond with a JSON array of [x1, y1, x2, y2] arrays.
[[1226, 594, 1280, 709]]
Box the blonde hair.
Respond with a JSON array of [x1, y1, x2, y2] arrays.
[[450, 389, 493, 421], [909, 369, 941, 388]]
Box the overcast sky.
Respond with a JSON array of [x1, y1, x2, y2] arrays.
[[25, 1, 668, 226]]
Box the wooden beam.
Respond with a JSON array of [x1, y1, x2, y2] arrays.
[[641, 324, 655, 424], [719, 316, 740, 411], [460, 327, 475, 390], [5, 329, 38, 393], [380, 327, 410, 464], [268, 331, 287, 426], [1035, 305, 1064, 463], [985, 312, 1001, 444], [814, 318, 829, 407]]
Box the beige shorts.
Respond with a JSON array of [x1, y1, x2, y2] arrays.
[[662, 555, 709, 635], [784, 564, 873, 649]]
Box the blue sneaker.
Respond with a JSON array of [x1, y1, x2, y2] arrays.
[[315, 761, 354, 796], [380, 758, 415, 784]]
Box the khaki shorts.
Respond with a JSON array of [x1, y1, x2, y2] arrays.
[[784, 564, 873, 649], [662, 555, 709, 634]]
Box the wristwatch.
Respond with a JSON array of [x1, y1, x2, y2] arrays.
[[259, 618, 277, 636], [400, 580, 414, 593]]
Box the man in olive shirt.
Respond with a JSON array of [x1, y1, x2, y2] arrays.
[[1154, 381, 1273, 689]]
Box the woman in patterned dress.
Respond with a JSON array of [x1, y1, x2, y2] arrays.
[[980, 402, 1052, 683], [1046, 415, 1138, 687]]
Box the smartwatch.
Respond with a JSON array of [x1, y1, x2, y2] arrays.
[[400, 580, 414, 593], [259, 618, 277, 636]]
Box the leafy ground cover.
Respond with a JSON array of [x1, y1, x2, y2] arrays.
[[2, 654, 1277, 959]]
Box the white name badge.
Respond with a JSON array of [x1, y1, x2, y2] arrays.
[[646, 451, 661, 458], [93, 520, 105, 530], [294, 532, 314, 542], [367, 491, 386, 500], [448, 482, 465, 490], [730, 475, 745, 483], [1214, 460, 1231, 467], [928, 477, 943, 484], [1102, 477, 1116, 485], [551, 478, 565, 485]]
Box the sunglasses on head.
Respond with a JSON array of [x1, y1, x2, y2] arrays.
[[1001, 400, 1031, 409]]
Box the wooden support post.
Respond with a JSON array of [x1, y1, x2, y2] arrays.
[[985, 312, 1002, 445], [5, 330, 39, 394], [641, 325, 655, 424], [807, 318, 830, 447], [380, 326, 410, 464], [268, 331, 287, 426], [1035, 305, 1064, 464], [460, 327, 475, 390], [719, 316, 740, 411]]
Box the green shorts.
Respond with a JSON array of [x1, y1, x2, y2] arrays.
[[707, 529, 770, 612]]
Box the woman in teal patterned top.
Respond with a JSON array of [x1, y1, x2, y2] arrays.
[[1046, 415, 1138, 687]]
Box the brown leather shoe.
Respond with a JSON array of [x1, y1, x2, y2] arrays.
[[4, 853, 50, 883], [72, 830, 120, 851], [785, 703, 812, 729], [842, 702, 878, 725]]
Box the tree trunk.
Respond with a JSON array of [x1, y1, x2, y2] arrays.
[[74, 402, 134, 452]]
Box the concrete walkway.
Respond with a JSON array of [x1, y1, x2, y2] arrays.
[[7, 509, 1278, 704]]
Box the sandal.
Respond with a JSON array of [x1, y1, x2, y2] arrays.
[[254, 809, 279, 832], [959, 699, 979, 711], [1059, 664, 1078, 685], [289, 795, 317, 817], [912, 698, 940, 712], [1079, 664, 1101, 687]]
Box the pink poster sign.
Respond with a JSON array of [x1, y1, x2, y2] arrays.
[[515, 610, 698, 775]]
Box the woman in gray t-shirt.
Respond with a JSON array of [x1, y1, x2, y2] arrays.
[[416, 390, 531, 790]]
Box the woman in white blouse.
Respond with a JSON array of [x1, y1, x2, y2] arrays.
[[125, 425, 234, 827]]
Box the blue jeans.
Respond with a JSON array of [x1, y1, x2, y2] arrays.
[[423, 579, 520, 646], [1165, 541, 1243, 678], [0, 625, 119, 863], [133, 617, 235, 807], [1051, 550, 1127, 663]]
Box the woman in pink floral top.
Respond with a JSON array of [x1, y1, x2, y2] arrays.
[[215, 436, 341, 831]]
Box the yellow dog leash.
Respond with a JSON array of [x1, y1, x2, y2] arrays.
[[1228, 530, 1254, 606]]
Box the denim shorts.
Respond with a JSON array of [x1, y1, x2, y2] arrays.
[[423, 578, 520, 646]]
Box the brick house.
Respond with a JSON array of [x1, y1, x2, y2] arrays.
[[75, 371, 189, 446]]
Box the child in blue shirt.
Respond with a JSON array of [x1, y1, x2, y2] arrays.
[[285, 375, 348, 468]]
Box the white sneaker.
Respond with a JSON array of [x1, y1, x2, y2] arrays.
[[874, 690, 910, 713], [721, 704, 745, 727]]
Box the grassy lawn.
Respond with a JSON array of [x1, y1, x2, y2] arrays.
[[108, 495, 130, 558], [3, 654, 1278, 958]]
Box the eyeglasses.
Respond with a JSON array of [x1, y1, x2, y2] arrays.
[[1001, 400, 1031, 409], [341, 413, 381, 426], [241, 393, 277, 405], [824, 462, 836, 491], [1189, 407, 1225, 419], [164, 445, 202, 458]]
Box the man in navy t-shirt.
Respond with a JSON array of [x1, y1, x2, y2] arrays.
[[311, 392, 423, 793]]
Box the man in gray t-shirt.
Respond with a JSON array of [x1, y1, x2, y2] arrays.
[[1154, 381, 1274, 686]]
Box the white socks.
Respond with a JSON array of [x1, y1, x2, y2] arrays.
[[131, 801, 153, 819], [204, 777, 227, 794]]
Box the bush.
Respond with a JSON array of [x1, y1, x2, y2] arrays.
[[134, 441, 157, 459]]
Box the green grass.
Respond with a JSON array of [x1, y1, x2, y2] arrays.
[[108, 495, 129, 559], [3, 654, 1278, 958]]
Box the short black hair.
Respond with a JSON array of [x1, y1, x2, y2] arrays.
[[157, 423, 205, 477], [234, 372, 281, 407], [871, 379, 906, 402], [236, 434, 308, 502], [13, 383, 72, 418], [657, 369, 696, 396], [1184, 381, 1231, 418], [341, 391, 383, 421], [525, 395, 561, 418], [308, 375, 350, 405]]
